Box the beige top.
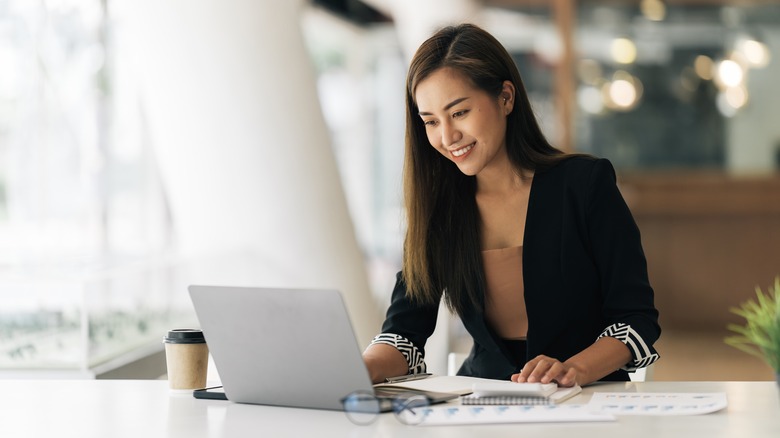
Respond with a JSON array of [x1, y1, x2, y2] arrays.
[[482, 246, 527, 340]]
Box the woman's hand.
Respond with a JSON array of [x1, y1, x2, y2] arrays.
[[510, 337, 632, 387], [510, 355, 580, 387], [363, 343, 408, 384]]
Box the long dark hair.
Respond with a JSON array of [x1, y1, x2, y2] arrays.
[[402, 23, 569, 317]]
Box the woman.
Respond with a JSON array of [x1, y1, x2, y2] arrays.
[[363, 23, 660, 387]]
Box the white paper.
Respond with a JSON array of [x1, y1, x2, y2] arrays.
[[416, 404, 615, 426], [376, 375, 500, 395], [587, 392, 728, 416]]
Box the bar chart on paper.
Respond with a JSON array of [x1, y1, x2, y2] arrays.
[[417, 404, 615, 426]]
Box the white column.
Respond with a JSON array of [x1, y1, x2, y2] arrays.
[[364, 0, 483, 61], [121, 0, 379, 346]]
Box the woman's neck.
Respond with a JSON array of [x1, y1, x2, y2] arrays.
[[476, 153, 531, 196]]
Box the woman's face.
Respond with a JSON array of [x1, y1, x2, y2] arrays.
[[415, 67, 512, 177]]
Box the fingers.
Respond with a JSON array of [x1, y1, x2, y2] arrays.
[[510, 355, 578, 387], [557, 367, 578, 387], [511, 355, 554, 383]]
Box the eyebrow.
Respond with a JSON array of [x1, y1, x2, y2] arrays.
[[418, 97, 469, 116]]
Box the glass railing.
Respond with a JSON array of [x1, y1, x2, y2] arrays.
[[0, 251, 287, 377]]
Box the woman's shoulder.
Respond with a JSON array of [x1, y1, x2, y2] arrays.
[[538, 154, 613, 180], [531, 155, 621, 210]]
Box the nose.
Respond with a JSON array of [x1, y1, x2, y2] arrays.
[[441, 121, 462, 147]]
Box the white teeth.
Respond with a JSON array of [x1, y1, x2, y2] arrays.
[[452, 144, 474, 157]]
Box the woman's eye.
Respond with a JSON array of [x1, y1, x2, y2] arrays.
[[423, 120, 438, 127], [452, 110, 468, 118]]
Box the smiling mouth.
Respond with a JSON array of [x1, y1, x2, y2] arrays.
[[451, 143, 474, 157]]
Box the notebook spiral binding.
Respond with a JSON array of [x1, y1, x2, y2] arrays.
[[461, 395, 551, 406]]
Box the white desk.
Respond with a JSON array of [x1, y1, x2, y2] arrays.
[[2, 380, 778, 437]]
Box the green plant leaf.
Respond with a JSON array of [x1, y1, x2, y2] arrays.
[[724, 276, 780, 371]]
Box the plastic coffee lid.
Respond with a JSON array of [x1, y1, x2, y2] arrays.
[[163, 329, 206, 344]]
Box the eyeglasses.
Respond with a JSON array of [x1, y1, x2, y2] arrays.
[[340, 391, 431, 426]]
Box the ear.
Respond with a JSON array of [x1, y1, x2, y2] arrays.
[[500, 80, 515, 115]]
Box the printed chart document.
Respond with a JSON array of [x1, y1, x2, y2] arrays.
[[417, 404, 615, 426], [587, 392, 728, 415]]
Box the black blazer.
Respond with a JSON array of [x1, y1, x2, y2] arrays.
[[378, 157, 660, 381]]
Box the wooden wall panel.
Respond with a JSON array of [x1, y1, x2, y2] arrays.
[[618, 173, 780, 331]]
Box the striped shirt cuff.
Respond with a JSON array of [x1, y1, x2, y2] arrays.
[[369, 333, 427, 374], [598, 323, 660, 372]]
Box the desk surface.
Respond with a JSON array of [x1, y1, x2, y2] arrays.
[[2, 379, 778, 438]]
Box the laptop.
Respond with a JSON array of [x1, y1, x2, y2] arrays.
[[187, 285, 458, 411]]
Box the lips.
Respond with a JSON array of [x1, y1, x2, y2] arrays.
[[451, 143, 474, 158]]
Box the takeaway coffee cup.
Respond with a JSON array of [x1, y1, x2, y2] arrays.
[[163, 329, 209, 390]]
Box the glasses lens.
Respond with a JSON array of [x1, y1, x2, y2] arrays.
[[392, 394, 430, 426], [341, 392, 381, 425]]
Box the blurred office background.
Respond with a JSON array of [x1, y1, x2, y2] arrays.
[[0, 0, 778, 381]]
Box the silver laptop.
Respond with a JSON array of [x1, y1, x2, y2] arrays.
[[188, 285, 457, 411]]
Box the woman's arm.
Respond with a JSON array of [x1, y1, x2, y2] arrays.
[[363, 343, 409, 384], [363, 271, 441, 383], [586, 159, 661, 369], [514, 159, 659, 387], [510, 336, 631, 387]]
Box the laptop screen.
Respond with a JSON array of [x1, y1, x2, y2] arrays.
[[189, 285, 375, 410]]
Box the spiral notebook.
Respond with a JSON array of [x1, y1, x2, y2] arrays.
[[461, 381, 582, 405]]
